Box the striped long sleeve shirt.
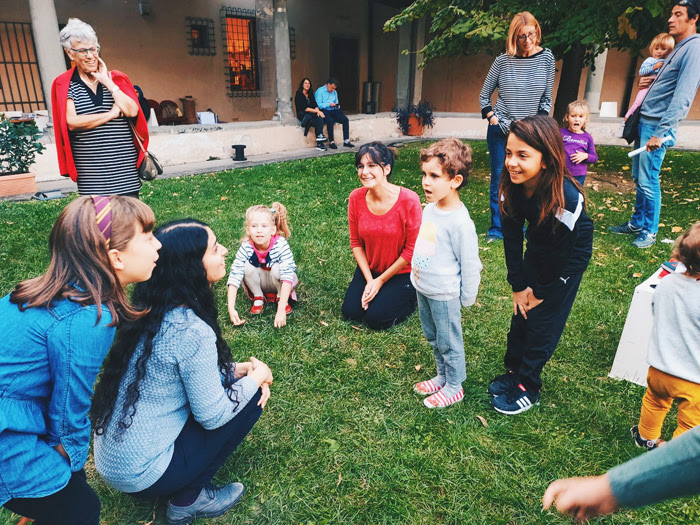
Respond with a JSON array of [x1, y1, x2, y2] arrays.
[[479, 48, 555, 134], [227, 235, 297, 288]]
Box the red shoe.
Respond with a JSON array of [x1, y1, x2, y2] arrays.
[[250, 297, 264, 314], [284, 303, 292, 315]]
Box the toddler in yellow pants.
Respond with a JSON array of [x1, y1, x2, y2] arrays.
[[632, 222, 700, 450]]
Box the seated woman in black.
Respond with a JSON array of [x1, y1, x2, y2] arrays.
[[294, 77, 326, 151]]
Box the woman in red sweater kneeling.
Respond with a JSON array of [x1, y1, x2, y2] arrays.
[[342, 142, 422, 330]]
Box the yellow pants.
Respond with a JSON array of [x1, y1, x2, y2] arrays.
[[638, 366, 700, 440]]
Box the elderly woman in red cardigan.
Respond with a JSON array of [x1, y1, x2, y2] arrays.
[[51, 18, 149, 197]]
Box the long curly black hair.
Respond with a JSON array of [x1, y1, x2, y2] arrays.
[[91, 219, 238, 435]]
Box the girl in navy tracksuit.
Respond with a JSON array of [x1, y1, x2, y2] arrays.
[[488, 115, 593, 415]]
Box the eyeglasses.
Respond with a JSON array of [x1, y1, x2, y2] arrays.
[[517, 31, 537, 43], [70, 46, 100, 57]]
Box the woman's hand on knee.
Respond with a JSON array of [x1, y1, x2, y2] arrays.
[[258, 383, 271, 408], [362, 278, 383, 309], [250, 357, 273, 386]]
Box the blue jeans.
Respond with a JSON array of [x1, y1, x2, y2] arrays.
[[630, 120, 676, 235], [417, 292, 466, 388], [486, 123, 507, 238]]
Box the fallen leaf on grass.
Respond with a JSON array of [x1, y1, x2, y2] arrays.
[[622, 166, 630, 171], [361, 478, 368, 488], [385, 363, 396, 368], [346, 358, 357, 367], [672, 226, 683, 233], [659, 223, 665, 228], [633, 273, 642, 278], [476, 415, 488, 427], [627, 264, 634, 268], [337, 472, 343, 486], [415, 364, 421, 372], [320, 320, 329, 327], [351, 325, 362, 331], [220, 196, 227, 201]]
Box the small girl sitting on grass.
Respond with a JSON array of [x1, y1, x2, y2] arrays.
[[631, 221, 700, 450], [227, 202, 298, 328]]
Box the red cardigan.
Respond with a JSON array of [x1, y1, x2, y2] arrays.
[[51, 67, 149, 182]]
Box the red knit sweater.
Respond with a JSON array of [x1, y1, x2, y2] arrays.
[[51, 67, 149, 182], [348, 187, 422, 275]]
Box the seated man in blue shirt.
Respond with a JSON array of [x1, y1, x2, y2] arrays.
[[314, 77, 354, 149]]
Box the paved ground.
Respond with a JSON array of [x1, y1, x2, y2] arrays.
[[4, 137, 423, 202]]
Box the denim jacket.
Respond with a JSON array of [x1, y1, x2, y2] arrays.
[[641, 34, 700, 139], [0, 293, 115, 505]]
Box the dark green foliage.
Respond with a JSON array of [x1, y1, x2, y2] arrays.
[[0, 118, 45, 175], [394, 101, 436, 135]]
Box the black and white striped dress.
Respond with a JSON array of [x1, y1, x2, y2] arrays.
[[67, 72, 141, 196], [479, 48, 555, 133]]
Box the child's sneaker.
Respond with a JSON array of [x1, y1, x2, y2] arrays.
[[630, 425, 665, 451], [487, 370, 516, 396], [492, 383, 540, 415], [413, 379, 443, 396], [423, 388, 463, 408], [250, 297, 264, 314]]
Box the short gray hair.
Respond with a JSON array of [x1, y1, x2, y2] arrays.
[[59, 18, 98, 50]]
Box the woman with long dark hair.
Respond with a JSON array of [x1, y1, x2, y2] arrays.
[[488, 116, 593, 415], [92, 219, 272, 525], [1, 196, 160, 525], [294, 77, 327, 151], [341, 142, 422, 330]]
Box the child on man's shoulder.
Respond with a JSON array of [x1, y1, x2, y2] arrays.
[[411, 138, 482, 409]]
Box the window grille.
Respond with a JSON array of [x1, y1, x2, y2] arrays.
[[0, 21, 45, 112], [220, 7, 259, 97], [289, 27, 296, 60], [186, 17, 216, 56]]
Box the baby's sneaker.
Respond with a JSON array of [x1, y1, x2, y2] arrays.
[[630, 425, 665, 451]]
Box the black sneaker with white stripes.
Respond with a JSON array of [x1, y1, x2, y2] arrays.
[[492, 383, 540, 415]]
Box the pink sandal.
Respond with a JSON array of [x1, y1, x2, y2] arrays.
[[413, 379, 442, 396], [423, 388, 464, 408]]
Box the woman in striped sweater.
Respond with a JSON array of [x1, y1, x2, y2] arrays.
[[479, 11, 555, 241], [51, 18, 148, 197]]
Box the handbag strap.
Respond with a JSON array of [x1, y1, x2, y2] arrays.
[[128, 120, 148, 155]]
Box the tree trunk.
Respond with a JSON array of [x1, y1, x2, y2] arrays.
[[553, 43, 587, 124]]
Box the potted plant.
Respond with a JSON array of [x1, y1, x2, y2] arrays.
[[394, 101, 436, 136], [0, 115, 45, 197]]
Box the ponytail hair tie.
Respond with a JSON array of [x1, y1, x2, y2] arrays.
[[270, 207, 277, 214], [92, 195, 112, 248]]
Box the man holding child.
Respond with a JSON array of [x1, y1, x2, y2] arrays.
[[610, 0, 700, 248]]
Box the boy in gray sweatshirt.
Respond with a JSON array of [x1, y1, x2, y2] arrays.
[[411, 138, 482, 408]]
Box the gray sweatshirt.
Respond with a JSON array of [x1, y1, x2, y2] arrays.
[[410, 203, 482, 306], [647, 272, 700, 383], [641, 33, 700, 139]]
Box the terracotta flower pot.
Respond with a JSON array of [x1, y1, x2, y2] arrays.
[[0, 172, 37, 197], [406, 114, 424, 136]]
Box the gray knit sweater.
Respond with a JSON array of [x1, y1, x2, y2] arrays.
[[647, 272, 700, 383], [93, 307, 259, 492]]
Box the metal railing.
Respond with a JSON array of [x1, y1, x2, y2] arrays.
[[0, 21, 45, 113]]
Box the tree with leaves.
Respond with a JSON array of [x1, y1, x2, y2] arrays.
[[385, 0, 674, 121]]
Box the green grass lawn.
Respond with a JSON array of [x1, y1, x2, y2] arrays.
[[1, 141, 699, 524]]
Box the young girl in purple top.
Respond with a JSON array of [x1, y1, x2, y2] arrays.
[[560, 100, 598, 186]]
